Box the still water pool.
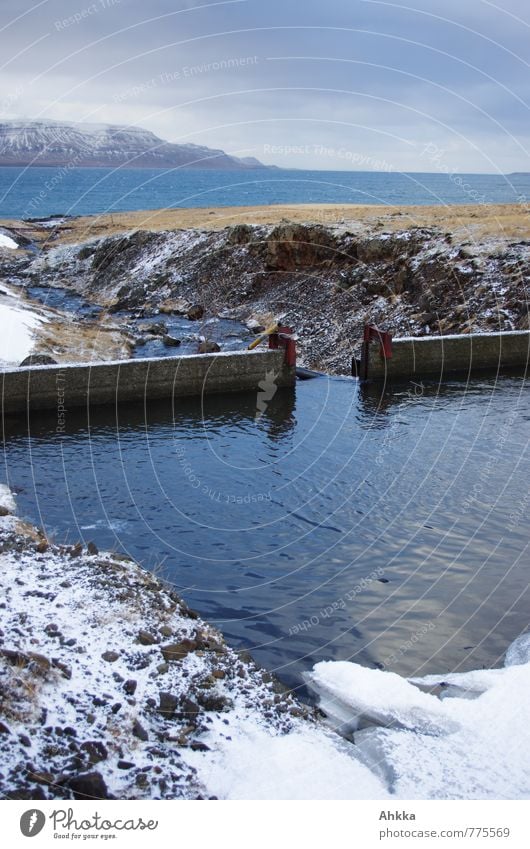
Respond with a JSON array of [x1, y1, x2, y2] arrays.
[[2, 374, 529, 699]]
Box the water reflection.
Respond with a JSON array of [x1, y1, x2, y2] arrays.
[[2, 373, 529, 700]]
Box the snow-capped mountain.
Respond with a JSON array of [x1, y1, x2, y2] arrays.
[[0, 120, 268, 169]]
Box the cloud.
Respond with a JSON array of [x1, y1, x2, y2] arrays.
[[1, 0, 529, 172]]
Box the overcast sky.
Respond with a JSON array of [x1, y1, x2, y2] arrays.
[[1, 0, 529, 172]]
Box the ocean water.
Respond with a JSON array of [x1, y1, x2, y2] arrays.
[[1, 166, 530, 219]]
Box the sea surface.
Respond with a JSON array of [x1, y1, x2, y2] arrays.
[[3, 373, 529, 699], [1, 166, 530, 218]]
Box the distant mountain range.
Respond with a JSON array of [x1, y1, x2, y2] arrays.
[[0, 120, 268, 170]]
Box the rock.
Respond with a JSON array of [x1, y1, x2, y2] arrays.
[[101, 650, 120, 663], [136, 630, 158, 646], [190, 741, 210, 752], [163, 334, 182, 347], [52, 659, 72, 679], [197, 693, 231, 712], [132, 719, 149, 742], [178, 698, 200, 721], [87, 541, 98, 556], [228, 224, 253, 245], [187, 304, 204, 321], [0, 721, 11, 734], [0, 648, 51, 676], [246, 318, 266, 333], [69, 542, 83, 558], [80, 740, 108, 765], [18, 354, 57, 367], [160, 640, 197, 662], [158, 625, 173, 637], [111, 703, 122, 714], [19, 734, 31, 747], [123, 679, 137, 695], [117, 760, 135, 770], [158, 692, 179, 718], [31, 771, 55, 785], [159, 299, 190, 315], [141, 322, 166, 335], [68, 771, 109, 800], [197, 339, 221, 354], [212, 669, 226, 679]]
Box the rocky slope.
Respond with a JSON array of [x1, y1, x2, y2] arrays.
[[0, 120, 268, 170], [0, 486, 316, 800], [1, 217, 528, 373]]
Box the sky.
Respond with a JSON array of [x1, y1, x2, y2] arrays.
[[1, 0, 529, 172]]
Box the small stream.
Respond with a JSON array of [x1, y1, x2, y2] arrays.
[[2, 372, 529, 701], [26, 284, 252, 357]]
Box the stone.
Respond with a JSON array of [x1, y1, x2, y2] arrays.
[[186, 304, 205, 321], [101, 650, 120, 663], [132, 720, 149, 742], [158, 625, 173, 637], [178, 698, 200, 721], [136, 630, 157, 646], [69, 542, 83, 558], [68, 771, 109, 800], [80, 740, 108, 765], [197, 339, 221, 354], [117, 760, 135, 770], [31, 772, 55, 785], [163, 334, 182, 347], [158, 692, 178, 718], [87, 541, 98, 556], [18, 354, 57, 367], [123, 679, 137, 696], [160, 640, 197, 662], [211, 669, 226, 680]]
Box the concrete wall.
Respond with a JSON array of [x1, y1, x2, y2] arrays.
[[1, 350, 295, 414], [361, 330, 530, 381]]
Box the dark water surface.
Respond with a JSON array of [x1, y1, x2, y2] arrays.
[[2, 166, 530, 218], [2, 375, 529, 698]]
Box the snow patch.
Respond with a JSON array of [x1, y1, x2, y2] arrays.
[[0, 233, 18, 250]]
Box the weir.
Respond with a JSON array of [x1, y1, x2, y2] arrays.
[[1, 348, 296, 415], [354, 326, 530, 381]]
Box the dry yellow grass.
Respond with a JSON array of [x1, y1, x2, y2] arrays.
[[3, 202, 530, 248]]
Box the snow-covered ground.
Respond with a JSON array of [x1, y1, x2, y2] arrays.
[[0, 487, 528, 800], [0, 297, 44, 364]]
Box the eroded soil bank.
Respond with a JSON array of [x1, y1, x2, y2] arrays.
[[1, 202, 528, 373]]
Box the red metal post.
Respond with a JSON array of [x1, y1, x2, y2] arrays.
[[359, 324, 392, 380], [269, 325, 296, 368]]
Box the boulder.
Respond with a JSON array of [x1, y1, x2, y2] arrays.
[[18, 354, 57, 367], [67, 771, 109, 800], [187, 304, 205, 321]]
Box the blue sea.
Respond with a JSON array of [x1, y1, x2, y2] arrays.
[[1, 167, 530, 219]]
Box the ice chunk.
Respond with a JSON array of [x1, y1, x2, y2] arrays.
[[306, 660, 459, 734], [504, 632, 530, 667]]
